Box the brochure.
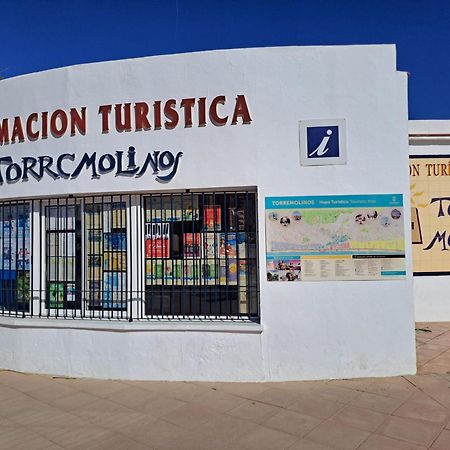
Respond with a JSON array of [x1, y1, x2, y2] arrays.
[[48, 282, 64, 308], [103, 252, 126, 271], [145, 222, 170, 258], [229, 208, 245, 231], [219, 233, 246, 258], [202, 260, 217, 284], [204, 206, 221, 231], [203, 233, 218, 258], [103, 272, 126, 309], [219, 259, 238, 284], [183, 233, 201, 258], [183, 260, 202, 284], [146, 196, 199, 222], [104, 232, 126, 251], [146, 260, 183, 285]]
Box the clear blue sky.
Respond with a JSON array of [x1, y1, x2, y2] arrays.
[[2, 0, 449, 120]]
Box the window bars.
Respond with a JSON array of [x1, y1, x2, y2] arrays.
[[0, 201, 31, 316], [0, 190, 259, 322]]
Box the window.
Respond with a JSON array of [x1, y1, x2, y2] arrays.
[[44, 196, 129, 318], [0, 190, 260, 321], [45, 203, 80, 312], [143, 190, 259, 319], [0, 202, 31, 314], [85, 200, 127, 313]]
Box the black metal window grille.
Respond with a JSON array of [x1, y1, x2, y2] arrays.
[[45, 203, 81, 314], [42, 195, 129, 319], [0, 201, 31, 316], [142, 190, 259, 320], [84, 198, 128, 318], [0, 190, 260, 322]]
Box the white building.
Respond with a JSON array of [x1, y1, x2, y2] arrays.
[[0, 45, 416, 381]]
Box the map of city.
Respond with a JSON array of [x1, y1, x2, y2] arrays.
[[265, 195, 406, 282], [266, 206, 405, 255]]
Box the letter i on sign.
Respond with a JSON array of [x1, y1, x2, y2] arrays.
[[306, 126, 339, 158], [308, 129, 333, 157], [299, 119, 347, 166]]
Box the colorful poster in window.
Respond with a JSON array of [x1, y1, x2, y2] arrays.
[[183, 260, 202, 283], [219, 234, 237, 258], [238, 260, 247, 284], [410, 156, 450, 274], [219, 259, 238, 284], [183, 233, 201, 257], [0, 210, 31, 271], [104, 232, 126, 251], [218, 233, 246, 258], [265, 194, 406, 281], [17, 272, 30, 302], [203, 233, 218, 258], [146, 260, 183, 285], [145, 222, 170, 258], [104, 252, 126, 271], [201, 260, 217, 283], [66, 284, 76, 303], [204, 206, 221, 231], [103, 272, 126, 309], [146, 196, 199, 222], [48, 282, 64, 308], [17, 247, 31, 271]]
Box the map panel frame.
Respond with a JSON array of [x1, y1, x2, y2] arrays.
[[265, 194, 406, 282]]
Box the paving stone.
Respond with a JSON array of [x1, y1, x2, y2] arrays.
[[245, 387, 299, 408], [304, 419, 370, 450], [160, 402, 218, 430], [431, 429, 450, 450], [377, 415, 442, 447], [288, 394, 345, 419], [357, 433, 426, 450], [332, 404, 387, 432], [263, 408, 322, 437], [349, 391, 406, 414], [227, 399, 281, 424], [393, 391, 450, 424], [236, 425, 299, 450]]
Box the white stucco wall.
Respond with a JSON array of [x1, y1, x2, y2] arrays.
[[0, 45, 416, 381], [410, 120, 450, 322]]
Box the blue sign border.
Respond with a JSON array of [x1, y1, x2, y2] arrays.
[[265, 194, 403, 210]]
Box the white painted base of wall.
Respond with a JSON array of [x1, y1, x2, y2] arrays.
[[0, 318, 416, 381], [414, 277, 450, 322]]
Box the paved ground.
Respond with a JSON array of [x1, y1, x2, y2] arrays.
[[0, 323, 449, 450]]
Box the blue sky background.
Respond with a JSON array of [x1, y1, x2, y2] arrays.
[[2, 0, 449, 119]]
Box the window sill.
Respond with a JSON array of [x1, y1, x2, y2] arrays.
[[0, 316, 264, 334]]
